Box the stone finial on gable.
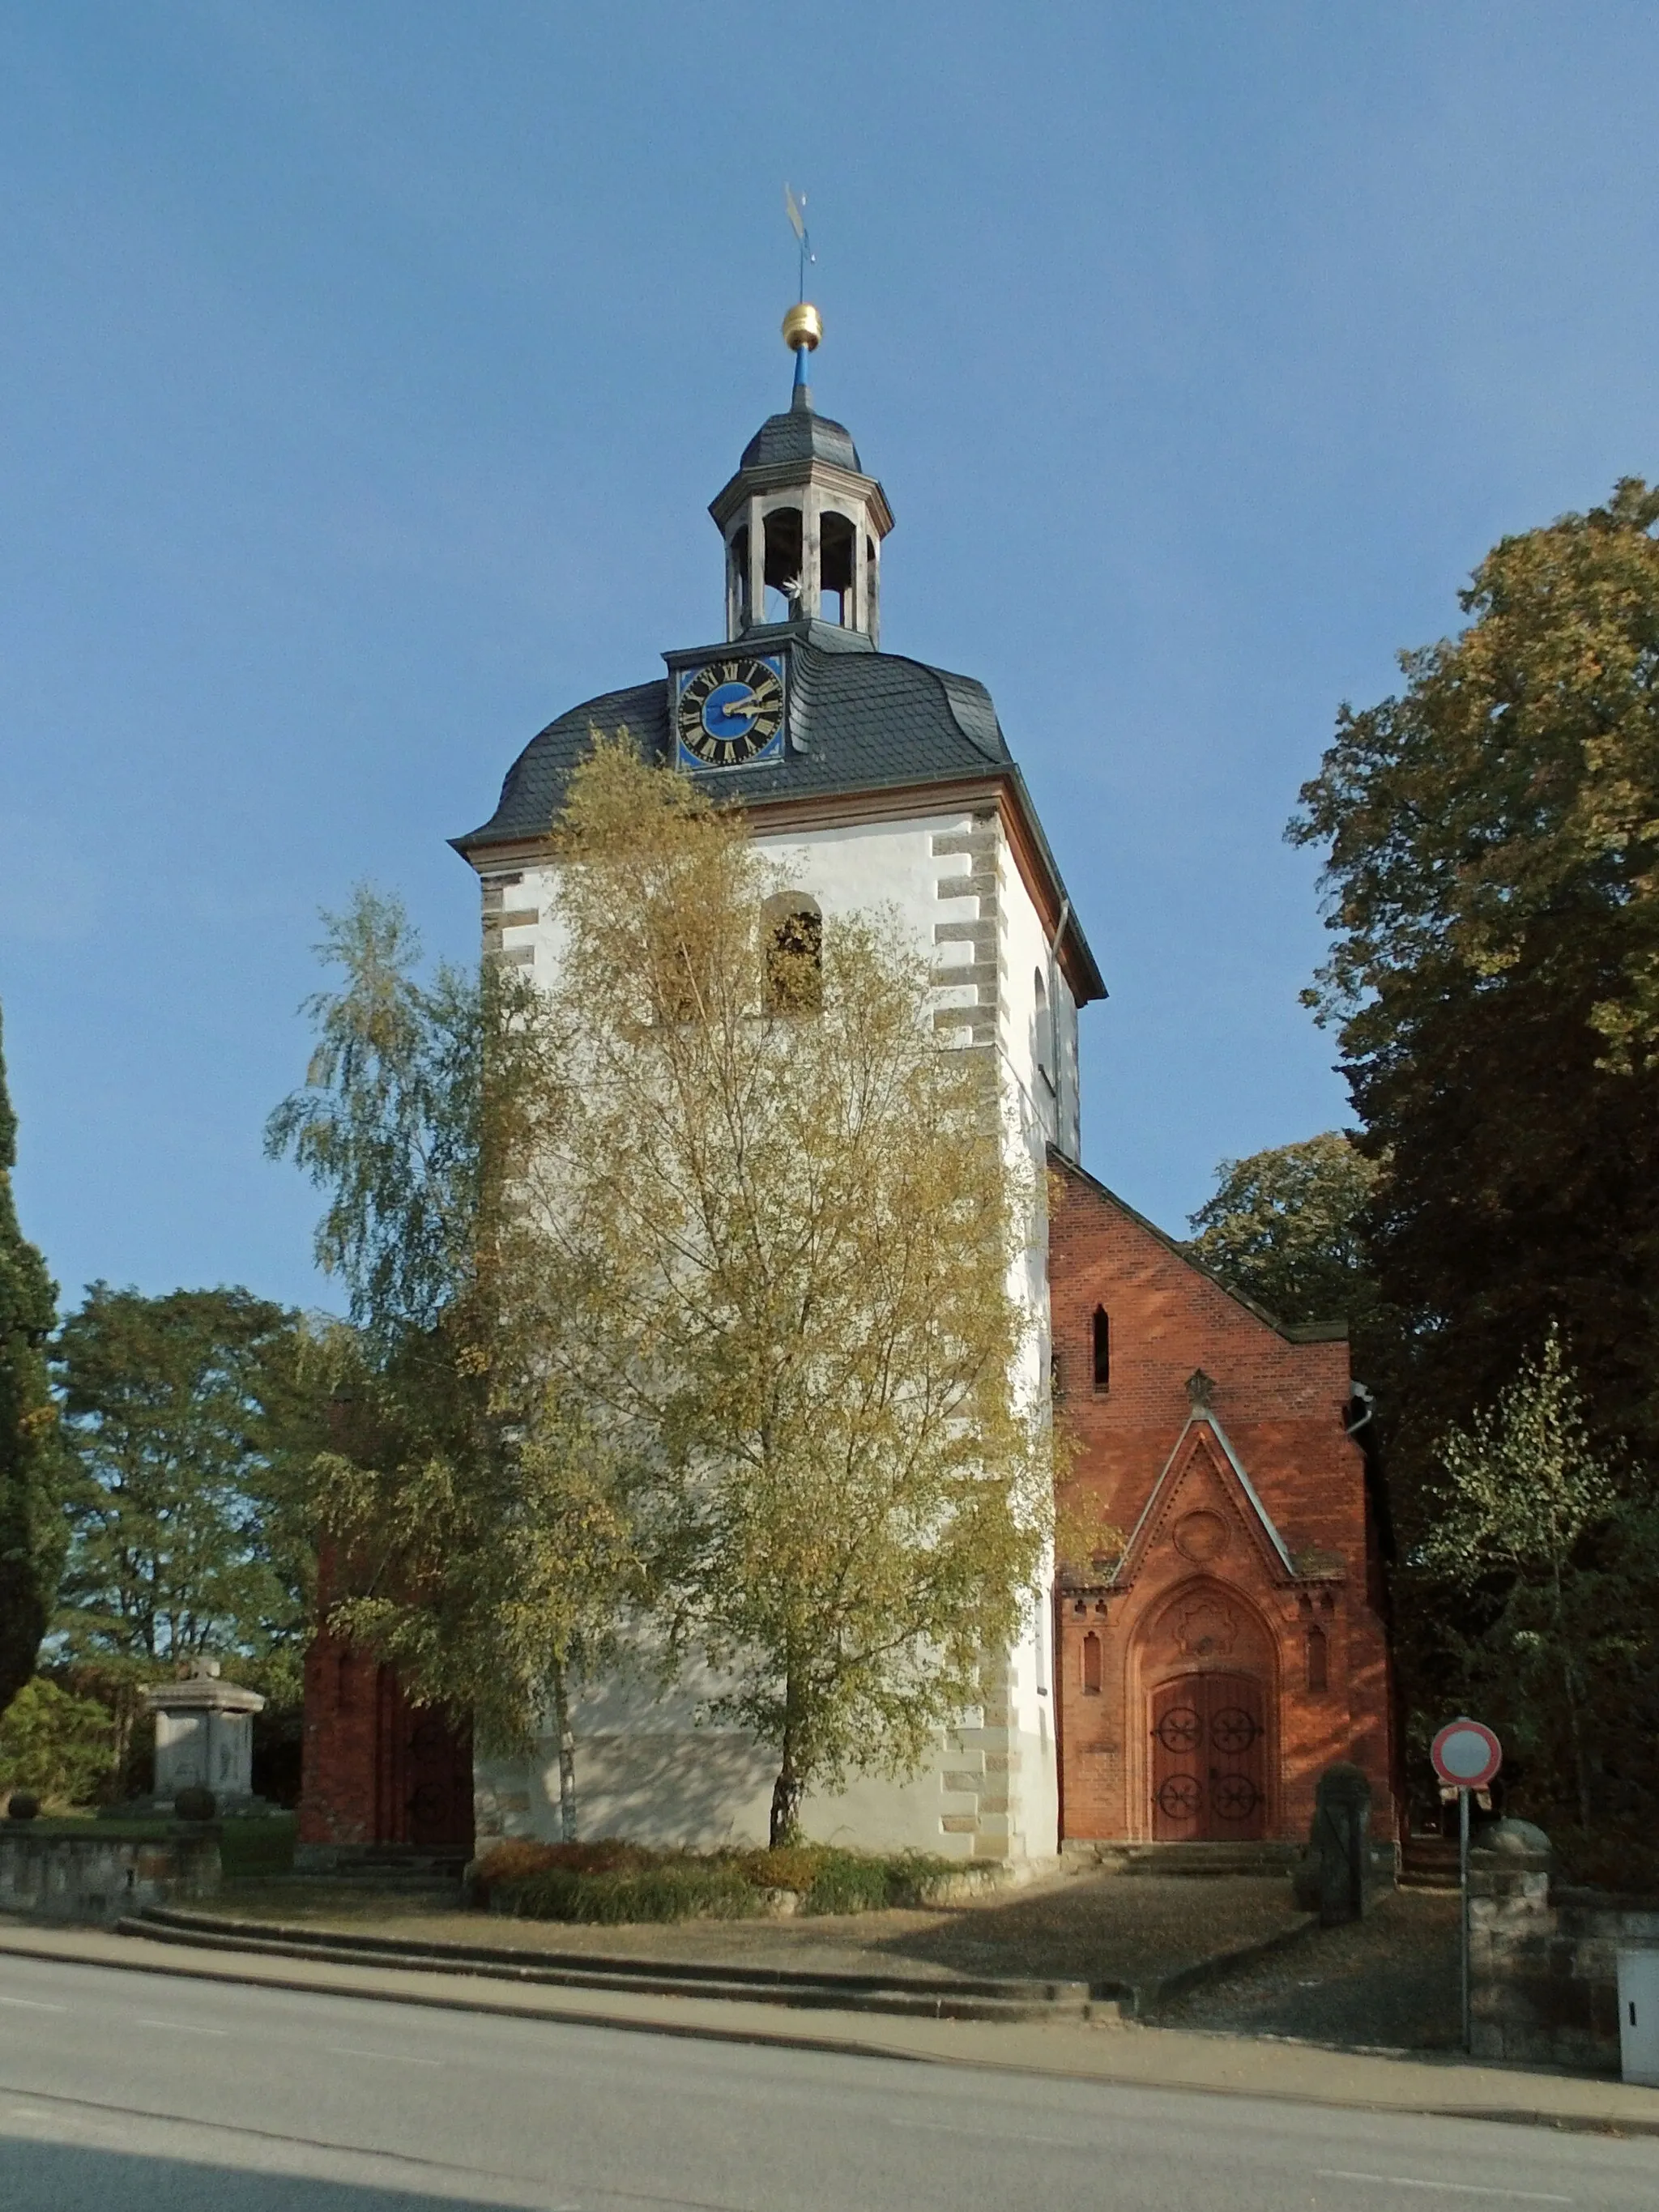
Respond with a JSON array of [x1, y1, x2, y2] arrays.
[[1186, 1368, 1217, 1409]]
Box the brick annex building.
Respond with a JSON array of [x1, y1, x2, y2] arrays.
[[300, 311, 1396, 1866]]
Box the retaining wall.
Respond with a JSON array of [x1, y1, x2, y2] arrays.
[[1470, 1840, 1659, 2073], [0, 1824, 221, 1926]]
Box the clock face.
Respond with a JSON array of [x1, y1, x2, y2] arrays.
[[675, 654, 786, 769]]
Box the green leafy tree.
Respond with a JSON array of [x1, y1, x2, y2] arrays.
[[1417, 1329, 1648, 1835], [0, 1004, 66, 1726], [267, 889, 634, 1841], [1186, 1132, 1380, 1328], [0, 1677, 115, 1806], [1291, 479, 1659, 1522], [537, 741, 1050, 1846], [53, 1286, 316, 1729]]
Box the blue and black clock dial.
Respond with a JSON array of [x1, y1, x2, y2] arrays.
[[676, 656, 785, 767]]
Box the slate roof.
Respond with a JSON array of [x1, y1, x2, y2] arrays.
[[738, 405, 862, 475], [456, 620, 1018, 848]]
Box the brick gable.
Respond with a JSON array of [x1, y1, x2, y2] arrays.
[[1047, 1155, 1396, 1844]]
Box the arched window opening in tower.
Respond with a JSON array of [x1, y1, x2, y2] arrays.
[[727, 524, 751, 631], [762, 506, 804, 624], [1081, 1630, 1102, 1695], [1092, 1306, 1111, 1392], [820, 510, 855, 625], [1305, 1623, 1328, 1694], [762, 893, 823, 1014]]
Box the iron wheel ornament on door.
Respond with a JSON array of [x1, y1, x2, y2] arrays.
[[1155, 1705, 1202, 1752], [1157, 1773, 1203, 1820], [1210, 1706, 1260, 1754]]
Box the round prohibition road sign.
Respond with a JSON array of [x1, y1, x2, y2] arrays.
[[1431, 1717, 1503, 1790]]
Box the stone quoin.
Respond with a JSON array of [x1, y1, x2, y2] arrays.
[[300, 306, 1396, 1863]]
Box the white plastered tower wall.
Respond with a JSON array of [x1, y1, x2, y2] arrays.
[[468, 799, 1078, 1861]]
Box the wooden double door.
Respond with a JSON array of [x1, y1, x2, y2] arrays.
[[373, 1669, 475, 1850], [1150, 1671, 1268, 1840]]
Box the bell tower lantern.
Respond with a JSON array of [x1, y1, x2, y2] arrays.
[[709, 305, 894, 644]]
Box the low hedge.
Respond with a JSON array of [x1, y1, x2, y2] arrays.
[[476, 1839, 961, 1923]]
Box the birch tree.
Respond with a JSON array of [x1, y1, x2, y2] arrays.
[[1420, 1328, 1629, 1831], [535, 741, 1050, 1846], [267, 890, 639, 1839]]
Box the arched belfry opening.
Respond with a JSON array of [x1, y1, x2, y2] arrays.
[[763, 506, 804, 624], [819, 510, 855, 624], [762, 892, 823, 1014], [708, 304, 895, 645]]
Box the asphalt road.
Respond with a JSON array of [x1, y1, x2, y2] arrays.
[[0, 1952, 1652, 2212]]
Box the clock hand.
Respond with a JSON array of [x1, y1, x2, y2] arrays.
[[712, 691, 764, 719]]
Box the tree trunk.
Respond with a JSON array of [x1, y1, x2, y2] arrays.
[[769, 1681, 804, 1848], [549, 1657, 578, 1843], [769, 1754, 803, 1849]]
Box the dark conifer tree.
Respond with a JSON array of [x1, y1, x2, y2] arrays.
[[0, 1004, 65, 1722]]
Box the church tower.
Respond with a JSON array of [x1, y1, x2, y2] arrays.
[[453, 308, 1104, 1864]]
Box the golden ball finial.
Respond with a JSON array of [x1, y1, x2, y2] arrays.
[[782, 301, 822, 353]]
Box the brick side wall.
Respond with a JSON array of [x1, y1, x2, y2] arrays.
[[1048, 1156, 1396, 1843]]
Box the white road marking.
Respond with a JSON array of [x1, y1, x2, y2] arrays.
[[0, 1996, 66, 2012], [1318, 2172, 1572, 2203], [135, 2017, 228, 2037], [325, 2045, 442, 2068]]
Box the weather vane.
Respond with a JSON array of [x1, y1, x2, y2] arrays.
[[784, 184, 815, 302]]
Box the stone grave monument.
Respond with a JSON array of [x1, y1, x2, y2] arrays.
[[143, 1660, 266, 1813]]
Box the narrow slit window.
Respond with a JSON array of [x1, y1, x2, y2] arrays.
[[1305, 1624, 1328, 1694], [1092, 1306, 1111, 1392], [1081, 1631, 1102, 1695]]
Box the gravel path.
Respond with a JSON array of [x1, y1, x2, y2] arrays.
[[1154, 1886, 1461, 2050], [211, 1871, 1308, 1993]]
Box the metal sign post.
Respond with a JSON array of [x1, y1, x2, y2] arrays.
[[1431, 1717, 1503, 2053]]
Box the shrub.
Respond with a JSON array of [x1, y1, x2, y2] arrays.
[[1547, 1824, 1659, 1897], [500, 1859, 761, 1924], [476, 1837, 962, 1922], [0, 1679, 116, 1807]]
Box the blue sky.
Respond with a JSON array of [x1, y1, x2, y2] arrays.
[[3, 2, 1657, 1315]]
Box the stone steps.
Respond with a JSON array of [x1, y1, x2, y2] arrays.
[[123, 1906, 1102, 2024], [1400, 1838, 1461, 1890], [1062, 1839, 1303, 1878]]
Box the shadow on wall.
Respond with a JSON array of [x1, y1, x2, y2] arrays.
[[2, 2133, 527, 2212], [546, 1728, 778, 1848]]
